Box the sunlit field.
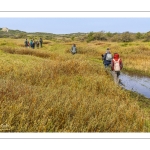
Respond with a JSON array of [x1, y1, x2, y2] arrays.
[[0, 38, 150, 132]]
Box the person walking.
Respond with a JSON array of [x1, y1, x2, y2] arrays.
[[111, 53, 123, 84], [30, 39, 33, 48], [103, 48, 112, 68], [36, 41, 39, 48], [39, 38, 43, 48], [24, 39, 28, 47], [32, 39, 35, 49], [71, 44, 77, 55], [27, 41, 30, 47]]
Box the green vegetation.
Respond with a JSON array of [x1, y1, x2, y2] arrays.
[[1, 28, 150, 43]]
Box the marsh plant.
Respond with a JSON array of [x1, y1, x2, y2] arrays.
[[0, 38, 150, 132]]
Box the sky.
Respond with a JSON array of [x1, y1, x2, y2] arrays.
[[1, 18, 150, 34]]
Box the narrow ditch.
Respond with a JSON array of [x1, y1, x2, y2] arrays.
[[119, 73, 150, 99]]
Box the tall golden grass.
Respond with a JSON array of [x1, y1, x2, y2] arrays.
[[0, 39, 149, 132]]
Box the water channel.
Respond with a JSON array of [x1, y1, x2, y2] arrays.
[[119, 73, 150, 99]]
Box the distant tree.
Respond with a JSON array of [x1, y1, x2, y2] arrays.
[[71, 36, 75, 41], [17, 33, 27, 38], [93, 32, 107, 41], [136, 32, 144, 39], [121, 32, 133, 42], [106, 32, 113, 38], [143, 31, 150, 42], [86, 32, 94, 42], [111, 34, 121, 42]]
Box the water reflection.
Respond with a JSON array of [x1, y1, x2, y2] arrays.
[[119, 73, 150, 98]]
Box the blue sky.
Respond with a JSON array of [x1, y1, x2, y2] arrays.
[[0, 18, 150, 34]]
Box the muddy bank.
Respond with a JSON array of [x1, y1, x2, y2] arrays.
[[119, 73, 150, 99]]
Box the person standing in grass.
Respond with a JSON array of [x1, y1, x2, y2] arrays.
[[103, 48, 112, 68], [111, 53, 123, 84], [30, 39, 33, 48], [71, 44, 77, 55], [32, 39, 35, 49], [24, 39, 28, 47], [27, 41, 30, 47], [36, 41, 39, 48], [39, 38, 43, 48]]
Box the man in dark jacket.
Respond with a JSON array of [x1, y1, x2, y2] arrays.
[[24, 39, 28, 47], [103, 48, 112, 68], [40, 38, 43, 48]]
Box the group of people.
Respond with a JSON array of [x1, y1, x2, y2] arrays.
[[26, 39, 123, 85], [102, 48, 123, 85], [24, 38, 43, 49], [70, 44, 123, 85]]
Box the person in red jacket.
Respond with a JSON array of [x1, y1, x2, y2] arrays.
[[111, 53, 123, 84]]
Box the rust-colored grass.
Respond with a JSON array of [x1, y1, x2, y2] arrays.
[[0, 39, 149, 132]]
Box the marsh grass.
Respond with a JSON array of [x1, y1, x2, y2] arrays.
[[120, 44, 150, 77], [0, 46, 54, 58], [0, 39, 149, 132]]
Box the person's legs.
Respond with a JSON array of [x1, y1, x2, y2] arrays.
[[112, 71, 118, 84], [113, 71, 120, 84], [116, 71, 120, 84], [105, 64, 109, 68]]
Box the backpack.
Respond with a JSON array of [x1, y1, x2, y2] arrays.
[[113, 58, 120, 71], [71, 46, 77, 54], [106, 53, 112, 61]]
